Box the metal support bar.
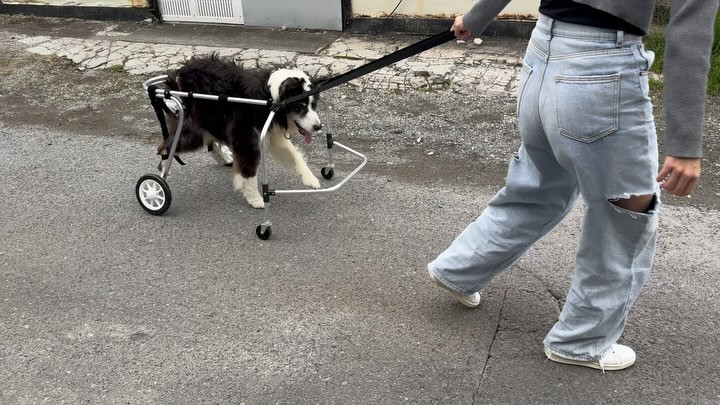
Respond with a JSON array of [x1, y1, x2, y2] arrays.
[[325, 132, 336, 170], [143, 75, 271, 107], [257, 111, 277, 231], [274, 141, 367, 195], [160, 96, 185, 180], [151, 90, 270, 106], [258, 111, 277, 190]]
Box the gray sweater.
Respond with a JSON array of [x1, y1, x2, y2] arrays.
[[463, 0, 719, 158]]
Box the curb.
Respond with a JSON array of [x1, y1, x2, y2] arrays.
[[0, 3, 155, 21], [348, 18, 536, 39], [0, 5, 536, 39]]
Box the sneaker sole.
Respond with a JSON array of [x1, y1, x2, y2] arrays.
[[544, 348, 635, 371], [428, 267, 480, 308]]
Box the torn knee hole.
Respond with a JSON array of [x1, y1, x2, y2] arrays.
[[608, 194, 657, 214]]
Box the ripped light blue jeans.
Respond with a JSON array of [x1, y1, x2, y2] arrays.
[[429, 15, 660, 361]]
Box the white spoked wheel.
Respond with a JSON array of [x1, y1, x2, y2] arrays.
[[136, 174, 172, 215]]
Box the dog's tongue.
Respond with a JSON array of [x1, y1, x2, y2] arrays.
[[304, 131, 312, 144]]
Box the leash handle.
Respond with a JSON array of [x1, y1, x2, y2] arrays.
[[281, 30, 457, 106]]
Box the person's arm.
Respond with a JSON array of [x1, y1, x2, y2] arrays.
[[451, 0, 512, 38], [657, 0, 719, 196]]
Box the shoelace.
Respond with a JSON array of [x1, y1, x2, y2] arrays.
[[598, 346, 617, 373]]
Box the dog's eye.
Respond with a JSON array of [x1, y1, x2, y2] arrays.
[[292, 104, 306, 113]]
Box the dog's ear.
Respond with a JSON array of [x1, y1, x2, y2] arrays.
[[278, 77, 304, 101], [275, 108, 289, 129]]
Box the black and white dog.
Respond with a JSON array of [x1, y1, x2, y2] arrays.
[[160, 54, 324, 208]]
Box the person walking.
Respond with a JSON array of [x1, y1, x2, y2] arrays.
[[428, 0, 718, 371]]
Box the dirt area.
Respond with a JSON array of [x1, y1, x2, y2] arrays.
[[1, 34, 718, 209]]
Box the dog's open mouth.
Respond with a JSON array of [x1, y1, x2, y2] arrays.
[[295, 121, 314, 144]]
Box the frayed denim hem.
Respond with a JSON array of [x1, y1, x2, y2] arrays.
[[543, 339, 612, 362], [427, 262, 477, 295]]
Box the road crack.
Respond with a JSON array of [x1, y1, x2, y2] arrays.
[[472, 286, 509, 405], [516, 262, 565, 313]]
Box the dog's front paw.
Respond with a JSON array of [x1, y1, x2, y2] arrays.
[[303, 175, 321, 189], [246, 195, 265, 209]]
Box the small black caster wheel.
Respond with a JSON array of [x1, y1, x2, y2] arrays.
[[136, 174, 172, 215], [321, 167, 334, 179], [256, 225, 272, 240]]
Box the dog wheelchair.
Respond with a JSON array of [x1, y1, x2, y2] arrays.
[[137, 75, 368, 240], [135, 31, 455, 240]]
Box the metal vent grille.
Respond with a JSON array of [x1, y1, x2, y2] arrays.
[[196, 0, 233, 18], [158, 0, 244, 24]]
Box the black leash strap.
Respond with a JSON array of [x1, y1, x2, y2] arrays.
[[147, 85, 171, 140], [281, 30, 456, 106]]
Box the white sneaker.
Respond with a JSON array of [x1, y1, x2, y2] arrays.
[[427, 264, 481, 308], [544, 344, 636, 371]]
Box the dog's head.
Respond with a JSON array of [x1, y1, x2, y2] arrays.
[[268, 69, 323, 144]]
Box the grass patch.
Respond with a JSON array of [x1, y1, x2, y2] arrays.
[[40, 55, 77, 69], [645, 10, 720, 96], [709, 11, 720, 95], [109, 64, 125, 73], [644, 27, 665, 75], [649, 77, 664, 94]]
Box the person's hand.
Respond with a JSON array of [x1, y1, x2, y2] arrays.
[[657, 156, 701, 196], [451, 15, 472, 40]]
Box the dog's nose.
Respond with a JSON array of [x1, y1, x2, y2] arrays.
[[312, 124, 323, 131]]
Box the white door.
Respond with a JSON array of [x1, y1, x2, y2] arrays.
[[158, 0, 244, 24]]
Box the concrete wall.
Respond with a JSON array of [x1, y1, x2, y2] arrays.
[[2, 0, 148, 7], [352, 0, 539, 19], [243, 0, 342, 30]]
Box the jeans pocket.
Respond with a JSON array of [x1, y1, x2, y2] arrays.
[[516, 61, 533, 112], [555, 73, 621, 143]]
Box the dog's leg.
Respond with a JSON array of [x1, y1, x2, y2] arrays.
[[157, 113, 205, 156], [233, 174, 264, 209], [232, 154, 264, 209], [156, 111, 178, 157], [267, 131, 321, 189], [204, 131, 234, 166]]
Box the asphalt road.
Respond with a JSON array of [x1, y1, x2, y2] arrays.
[[1, 21, 720, 404]]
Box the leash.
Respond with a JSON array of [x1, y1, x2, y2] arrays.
[[279, 30, 456, 107]]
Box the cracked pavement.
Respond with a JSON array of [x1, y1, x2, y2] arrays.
[[1, 14, 719, 404], [5, 14, 525, 95]]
